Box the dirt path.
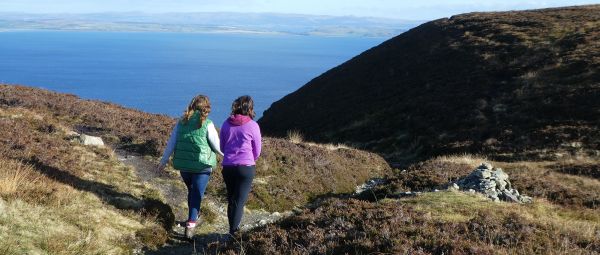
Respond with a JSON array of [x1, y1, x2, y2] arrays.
[[116, 150, 290, 254]]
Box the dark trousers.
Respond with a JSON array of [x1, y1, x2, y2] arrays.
[[222, 165, 256, 234], [180, 171, 211, 222]]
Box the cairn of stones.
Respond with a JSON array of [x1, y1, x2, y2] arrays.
[[452, 163, 532, 203]]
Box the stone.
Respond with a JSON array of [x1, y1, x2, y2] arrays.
[[485, 189, 498, 199], [292, 207, 303, 215], [453, 163, 533, 204], [473, 169, 492, 179], [272, 212, 281, 217], [492, 168, 509, 180], [496, 179, 507, 191], [259, 219, 268, 225], [449, 183, 460, 190], [501, 189, 520, 203], [479, 180, 496, 190], [79, 134, 104, 147], [519, 196, 533, 203]]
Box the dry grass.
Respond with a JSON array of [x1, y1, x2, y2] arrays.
[[286, 130, 304, 144], [0, 160, 41, 197], [434, 154, 489, 169], [0, 106, 172, 253]]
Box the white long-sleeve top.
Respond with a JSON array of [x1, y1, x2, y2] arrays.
[[160, 121, 224, 166]]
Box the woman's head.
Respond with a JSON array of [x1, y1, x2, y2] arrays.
[[231, 95, 255, 119], [183, 95, 211, 126]]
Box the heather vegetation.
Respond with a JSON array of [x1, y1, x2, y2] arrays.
[[0, 84, 390, 252], [212, 156, 600, 254], [260, 5, 600, 163], [0, 105, 170, 253], [2, 5, 600, 255]]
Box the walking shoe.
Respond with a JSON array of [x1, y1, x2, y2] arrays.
[[184, 221, 197, 239]]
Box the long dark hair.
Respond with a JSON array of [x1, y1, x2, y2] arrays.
[[231, 95, 255, 119]]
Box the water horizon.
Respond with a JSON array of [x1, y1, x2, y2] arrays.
[[0, 30, 387, 125]]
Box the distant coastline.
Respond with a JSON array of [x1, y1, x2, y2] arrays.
[[0, 12, 421, 37]]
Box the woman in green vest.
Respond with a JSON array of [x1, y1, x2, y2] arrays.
[[158, 95, 223, 239]]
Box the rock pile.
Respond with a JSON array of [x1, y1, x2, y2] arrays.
[[452, 163, 532, 203]]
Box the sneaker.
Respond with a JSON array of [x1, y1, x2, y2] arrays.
[[184, 221, 197, 239]]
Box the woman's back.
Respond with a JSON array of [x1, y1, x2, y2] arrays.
[[220, 114, 261, 166]]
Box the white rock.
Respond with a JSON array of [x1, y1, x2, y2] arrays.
[[492, 168, 509, 180], [496, 179, 507, 191], [79, 134, 104, 147], [272, 212, 281, 217], [259, 219, 268, 225]]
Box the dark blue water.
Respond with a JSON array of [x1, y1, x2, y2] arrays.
[[0, 31, 385, 124]]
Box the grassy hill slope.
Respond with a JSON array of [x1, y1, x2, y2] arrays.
[[259, 5, 600, 163], [0, 84, 391, 253]]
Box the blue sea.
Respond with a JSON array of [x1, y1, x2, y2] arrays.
[[0, 31, 386, 124]]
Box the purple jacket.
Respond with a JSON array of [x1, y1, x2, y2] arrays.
[[220, 114, 262, 166]]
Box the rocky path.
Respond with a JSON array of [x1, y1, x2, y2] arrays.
[[116, 150, 290, 254]]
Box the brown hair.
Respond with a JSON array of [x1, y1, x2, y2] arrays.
[[231, 95, 255, 119], [183, 95, 211, 127]]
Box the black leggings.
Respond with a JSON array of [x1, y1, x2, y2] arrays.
[[222, 165, 256, 234]]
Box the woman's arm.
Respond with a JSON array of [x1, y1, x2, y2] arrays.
[[251, 122, 262, 161], [207, 122, 224, 156], [159, 124, 178, 166]]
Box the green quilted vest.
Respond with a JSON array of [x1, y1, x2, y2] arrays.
[[172, 112, 216, 173]]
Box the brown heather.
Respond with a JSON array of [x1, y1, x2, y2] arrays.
[[259, 5, 600, 163], [213, 196, 600, 254], [213, 157, 600, 254], [2, 5, 600, 254], [0, 84, 391, 253]]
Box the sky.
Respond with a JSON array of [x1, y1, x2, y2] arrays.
[[1, 0, 599, 20]]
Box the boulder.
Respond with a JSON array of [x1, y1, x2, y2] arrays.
[[79, 134, 104, 147]]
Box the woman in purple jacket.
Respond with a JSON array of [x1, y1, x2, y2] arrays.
[[220, 95, 262, 237]]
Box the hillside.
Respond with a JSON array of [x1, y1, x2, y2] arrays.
[[259, 5, 600, 163], [0, 84, 390, 253]]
